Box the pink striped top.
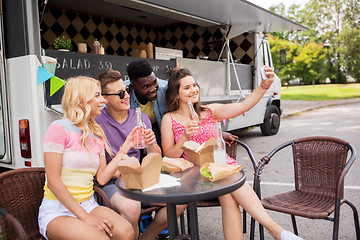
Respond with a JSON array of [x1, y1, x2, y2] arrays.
[[43, 119, 105, 203]]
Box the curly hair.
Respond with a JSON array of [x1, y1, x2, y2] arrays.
[[166, 68, 206, 118], [127, 60, 153, 82], [62, 76, 112, 155]]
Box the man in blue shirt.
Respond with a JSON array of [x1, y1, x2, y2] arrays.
[[125, 60, 167, 148]]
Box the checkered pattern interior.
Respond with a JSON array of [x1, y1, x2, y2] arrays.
[[41, 7, 254, 65]]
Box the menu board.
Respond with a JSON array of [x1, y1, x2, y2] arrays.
[[44, 50, 176, 106]]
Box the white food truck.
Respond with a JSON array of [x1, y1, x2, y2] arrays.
[[0, 0, 306, 170]]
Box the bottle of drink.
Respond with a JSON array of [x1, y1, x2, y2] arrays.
[[213, 119, 227, 164], [187, 100, 200, 136], [93, 39, 100, 54], [133, 108, 146, 149], [187, 100, 199, 122]]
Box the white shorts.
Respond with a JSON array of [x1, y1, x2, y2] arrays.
[[38, 195, 99, 240]]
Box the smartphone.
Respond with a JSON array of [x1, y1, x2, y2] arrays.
[[259, 67, 268, 80]]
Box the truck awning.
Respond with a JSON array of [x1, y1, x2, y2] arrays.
[[106, 0, 308, 32]]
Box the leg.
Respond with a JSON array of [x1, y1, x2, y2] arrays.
[[102, 182, 141, 239], [46, 216, 111, 240], [140, 204, 187, 240], [231, 183, 283, 240], [345, 200, 360, 239], [91, 206, 135, 240], [218, 194, 243, 240], [110, 192, 141, 239]]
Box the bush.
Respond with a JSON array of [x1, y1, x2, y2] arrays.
[[53, 36, 73, 51]]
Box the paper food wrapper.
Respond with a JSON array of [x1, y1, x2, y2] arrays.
[[182, 138, 214, 166], [200, 163, 242, 182], [162, 157, 193, 172], [117, 152, 163, 190]]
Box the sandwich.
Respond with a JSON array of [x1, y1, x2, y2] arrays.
[[200, 163, 242, 182], [162, 157, 194, 172]]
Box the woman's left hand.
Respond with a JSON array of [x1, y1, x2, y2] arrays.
[[82, 214, 113, 237], [222, 132, 239, 147], [262, 66, 275, 88], [144, 128, 156, 146]]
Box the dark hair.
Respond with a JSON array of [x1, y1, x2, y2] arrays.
[[97, 69, 122, 94], [127, 60, 153, 82], [166, 68, 206, 118]]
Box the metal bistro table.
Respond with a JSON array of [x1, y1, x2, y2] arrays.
[[115, 166, 246, 240]]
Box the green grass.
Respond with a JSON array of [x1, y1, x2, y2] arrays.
[[281, 83, 360, 101]]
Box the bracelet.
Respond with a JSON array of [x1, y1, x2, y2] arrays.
[[260, 82, 270, 90]]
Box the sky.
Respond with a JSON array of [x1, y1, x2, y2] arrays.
[[247, 0, 308, 10]]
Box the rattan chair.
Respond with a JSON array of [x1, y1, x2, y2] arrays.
[[252, 136, 360, 240], [0, 167, 111, 240]]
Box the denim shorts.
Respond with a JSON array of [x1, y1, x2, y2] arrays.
[[101, 179, 150, 208], [38, 195, 99, 240], [101, 178, 118, 199]]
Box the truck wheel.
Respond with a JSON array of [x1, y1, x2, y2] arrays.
[[260, 105, 280, 136]]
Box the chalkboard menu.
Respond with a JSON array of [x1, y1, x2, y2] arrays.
[[44, 50, 176, 106]]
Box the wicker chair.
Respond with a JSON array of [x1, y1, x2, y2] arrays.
[[0, 167, 111, 240], [253, 136, 360, 240]]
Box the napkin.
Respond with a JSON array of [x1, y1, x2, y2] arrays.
[[200, 163, 242, 182], [162, 157, 194, 172], [142, 173, 181, 191]]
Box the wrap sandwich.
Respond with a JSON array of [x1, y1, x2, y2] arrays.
[[200, 163, 242, 182], [162, 157, 194, 172]]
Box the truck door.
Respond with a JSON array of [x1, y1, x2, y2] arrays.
[[0, 10, 11, 164], [262, 38, 273, 68]]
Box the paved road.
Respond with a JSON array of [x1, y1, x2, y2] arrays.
[[281, 98, 360, 117], [196, 100, 360, 239]]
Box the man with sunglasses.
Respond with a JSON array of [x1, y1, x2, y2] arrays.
[[96, 70, 185, 240], [95, 70, 167, 240]]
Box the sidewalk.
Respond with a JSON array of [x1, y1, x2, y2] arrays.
[[281, 98, 360, 117]]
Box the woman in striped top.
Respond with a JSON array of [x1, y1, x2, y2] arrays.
[[38, 76, 134, 240]]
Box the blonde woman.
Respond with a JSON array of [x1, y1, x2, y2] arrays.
[[161, 68, 303, 240], [38, 76, 134, 240]]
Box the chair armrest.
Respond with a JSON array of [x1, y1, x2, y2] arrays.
[[0, 207, 27, 240], [253, 140, 294, 198], [256, 139, 294, 176], [94, 185, 111, 207], [336, 142, 357, 198], [234, 140, 257, 172]]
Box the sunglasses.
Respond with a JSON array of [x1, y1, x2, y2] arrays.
[[102, 86, 131, 99]]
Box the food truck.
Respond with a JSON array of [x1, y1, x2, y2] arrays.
[[0, 0, 307, 170]]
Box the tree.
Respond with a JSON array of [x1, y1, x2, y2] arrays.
[[338, 0, 360, 82], [270, 0, 360, 83], [268, 35, 298, 85], [337, 27, 360, 82], [268, 35, 327, 85], [292, 42, 327, 85], [269, 3, 318, 44]]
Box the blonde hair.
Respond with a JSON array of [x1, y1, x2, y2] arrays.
[[62, 76, 112, 155]]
